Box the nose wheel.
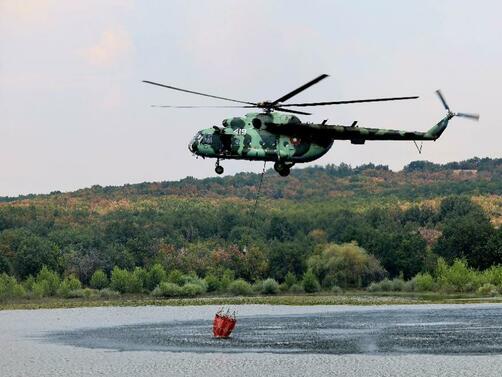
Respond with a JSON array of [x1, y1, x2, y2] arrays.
[[215, 159, 224, 175]]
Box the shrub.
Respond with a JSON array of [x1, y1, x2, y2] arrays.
[[414, 272, 435, 291], [302, 270, 320, 293], [228, 279, 253, 296], [167, 269, 184, 285], [0, 273, 26, 300], [480, 266, 502, 287], [284, 272, 296, 288], [35, 266, 61, 296], [435, 258, 477, 292], [367, 278, 393, 292], [99, 288, 120, 298], [204, 274, 220, 292], [64, 288, 96, 299], [289, 283, 304, 293], [152, 282, 183, 298], [31, 280, 50, 298], [391, 278, 405, 292], [110, 267, 142, 294], [252, 280, 263, 293], [181, 283, 205, 297], [57, 275, 82, 298], [403, 279, 416, 292], [90, 270, 109, 290], [261, 278, 279, 295], [478, 283, 498, 296], [220, 269, 235, 290], [145, 264, 166, 291], [331, 285, 343, 294], [279, 282, 289, 292]]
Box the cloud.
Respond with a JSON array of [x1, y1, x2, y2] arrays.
[[81, 28, 132, 67], [0, 0, 56, 24]]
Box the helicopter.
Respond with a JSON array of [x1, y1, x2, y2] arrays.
[[143, 74, 479, 176]]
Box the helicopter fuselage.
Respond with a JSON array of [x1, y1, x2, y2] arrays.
[[189, 112, 333, 163]]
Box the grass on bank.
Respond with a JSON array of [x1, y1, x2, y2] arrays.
[[2, 290, 502, 311]]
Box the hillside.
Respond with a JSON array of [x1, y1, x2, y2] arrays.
[[0, 157, 501, 292]]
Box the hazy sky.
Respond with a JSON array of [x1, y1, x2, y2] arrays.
[[1, 0, 500, 196]]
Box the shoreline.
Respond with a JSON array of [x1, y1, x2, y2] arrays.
[[2, 292, 502, 311]]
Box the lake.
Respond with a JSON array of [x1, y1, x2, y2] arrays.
[[1, 304, 502, 376]]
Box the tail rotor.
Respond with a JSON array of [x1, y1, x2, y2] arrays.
[[435, 90, 479, 121]]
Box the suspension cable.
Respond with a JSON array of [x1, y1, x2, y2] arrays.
[[250, 161, 267, 219]]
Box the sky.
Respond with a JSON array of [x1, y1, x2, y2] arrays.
[[0, 0, 501, 196]]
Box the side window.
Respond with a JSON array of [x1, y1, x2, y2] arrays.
[[202, 134, 213, 144]]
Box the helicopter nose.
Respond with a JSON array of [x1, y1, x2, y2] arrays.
[[188, 140, 197, 153]]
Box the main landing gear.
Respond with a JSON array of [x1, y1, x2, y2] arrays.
[[274, 161, 294, 177], [215, 159, 224, 175]]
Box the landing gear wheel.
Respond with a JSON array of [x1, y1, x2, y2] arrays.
[[278, 167, 290, 177], [215, 159, 224, 175], [274, 161, 292, 177]]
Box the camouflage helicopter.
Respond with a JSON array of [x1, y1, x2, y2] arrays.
[[143, 74, 479, 176]]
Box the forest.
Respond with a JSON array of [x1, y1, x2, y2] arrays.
[[0, 157, 501, 301]]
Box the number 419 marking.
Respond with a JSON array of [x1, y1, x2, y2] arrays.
[[234, 129, 247, 135]]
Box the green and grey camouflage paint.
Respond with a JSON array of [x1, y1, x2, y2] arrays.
[[189, 112, 453, 163]]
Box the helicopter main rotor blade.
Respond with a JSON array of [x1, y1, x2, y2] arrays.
[[279, 96, 419, 107], [142, 80, 257, 106], [270, 74, 329, 106], [274, 107, 312, 115], [151, 105, 256, 108]]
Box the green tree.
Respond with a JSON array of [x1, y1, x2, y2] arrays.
[[145, 264, 167, 291], [308, 242, 386, 288], [302, 270, 320, 293], [90, 270, 109, 290]]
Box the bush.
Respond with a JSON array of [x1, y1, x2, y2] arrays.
[[35, 266, 61, 296], [252, 280, 263, 293], [0, 273, 26, 300], [331, 285, 343, 294], [302, 270, 320, 293], [219, 269, 235, 290], [284, 272, 296, 288], [391, 278, 405, 292], [99, 288, 120, 298], [414, 272, 435, 291], [279, 282, 289, 292], [145, 264, 166, 291], [90, 270, 109, 290], [403, 279, 416, 292], [228, 279, 253, 296], [181, 283, 205, 297], [152, 282, 183, 298], [110, 267, 142, 294], [367, 278, 393, 292], [261, 278, 279, 295], [478, 283, 498, 296], [435, 258, 477, 292], [31, 280, 50, 298], [167, 269, 184, 285], [204, 274, 220, 292], [57, 275, 82, 298], [289, 283, 304, 293]]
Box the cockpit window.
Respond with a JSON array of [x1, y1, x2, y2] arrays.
[[201, 134, 213, 144], [190, 132, 203, 145]]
